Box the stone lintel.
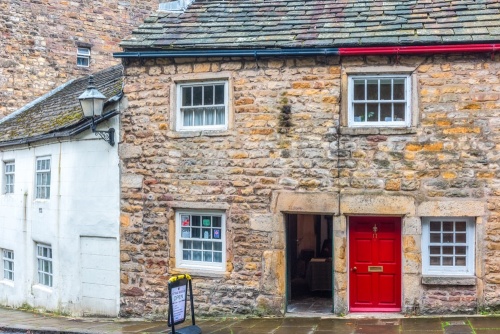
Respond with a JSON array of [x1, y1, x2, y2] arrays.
[[168, 201, 230, 211], [271, 191, 339, 214], [340, 194, 416, 215], [422, 276, 476, 286], [417, 201, 485, 217]]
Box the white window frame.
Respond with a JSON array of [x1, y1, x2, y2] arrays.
[[4, 161, 14, 194], [35, 157, 51, 199], [422, 217, 475, 276], [348, 74, 411, 128], [176, 81, 229, 132], [2, 249, 14, 281], [36, 243, 53, 287], [175, 211, 226, 271], [76, 47, 90, 67]]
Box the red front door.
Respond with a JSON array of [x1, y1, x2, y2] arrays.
[[349, 216, 401, 312]]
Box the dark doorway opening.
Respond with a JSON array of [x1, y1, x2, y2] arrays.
[[286, 214, 333, 314]]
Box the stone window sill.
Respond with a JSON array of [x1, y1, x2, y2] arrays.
[[340, 127, 417, 136], [171, 267, 227, 279], [166, 130, 235, 139], [422, 276, 476, 286]]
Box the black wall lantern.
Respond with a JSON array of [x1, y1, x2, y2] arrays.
[[78, 75, 115, 146]]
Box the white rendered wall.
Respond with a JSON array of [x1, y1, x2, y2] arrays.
[[0, 116, 120, 316]]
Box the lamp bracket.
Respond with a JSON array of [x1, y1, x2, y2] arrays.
[[90, 121, 115, 146]]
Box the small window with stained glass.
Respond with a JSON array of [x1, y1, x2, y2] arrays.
[[177, 211, 225, 271]]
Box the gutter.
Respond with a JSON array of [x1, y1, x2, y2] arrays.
[[0, 110, 118, 149], [114, 48, 340, 58], [113, 43, 499, 59]]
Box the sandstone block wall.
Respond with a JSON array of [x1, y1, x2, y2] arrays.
[[119, 54, 500, 317], [0, 0, 157, 118]]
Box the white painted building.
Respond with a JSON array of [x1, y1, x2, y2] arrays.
[[0, 66, 123, 316]]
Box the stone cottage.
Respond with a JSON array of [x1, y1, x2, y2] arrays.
[[0, 65, 123, 316], [115, 0, 500, 317]]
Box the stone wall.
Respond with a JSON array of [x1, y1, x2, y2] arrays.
[[0, 0, 157, 118], [119, 53, 500, 317]]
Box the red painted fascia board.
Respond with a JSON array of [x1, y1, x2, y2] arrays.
[[339, 44, 500, 56]]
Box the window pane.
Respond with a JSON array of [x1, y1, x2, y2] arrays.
[[430, 221, 441, 231], [193, 251, 202, 261], [430, 246, 440, 254], [393, 103, 405, 121], [202, 228, 211, 239], [367, 79, 378, 100], [193, 110, 203, 126], [205, 107, 215, 125], [455, 246, 466, 255], [353, 104, 365, 122], [456, 233, 466, 243], [193, 86, 203, 106], [192, 216, 201, 226], [353, 80, 365, 100], [214, 242, 222, 251], [214, 85, 225, 104], [183, 109, 193, 126], [430, 233, 441, 243], [203, 251, 212, 262], [430, 257, 440, 265], [367, 103, 378, 121], [380, 79, 391, 100], [216, 106, 225, 125], [456, 257, 466, 266], [442, 257, 453, 266], [456, 221, 466, 231], [443, 246, 453, 255], [393, 79, 405, 100], [443, 221, 453, 231], [204, 85, 214, 105], [213, 216, 221, 228], [183, 250, 191, 260], [193, 241, 202, 250], [213, 252, 222, 263], [182, 87, 192, 106], [191, 228, 200, 238], [380, 103, 392, 121], [443, 233, 454, 243], [183, 240, 191, 249], [203, 241, 212, 250]]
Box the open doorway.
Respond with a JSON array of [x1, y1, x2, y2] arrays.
[[286, 214, 333, 314]]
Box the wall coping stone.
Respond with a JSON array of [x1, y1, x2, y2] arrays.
[[422, 276, 476, 286]]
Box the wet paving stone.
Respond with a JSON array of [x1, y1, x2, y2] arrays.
[[355, 324, 400, 334], [316, 318, 356, 331], [443, 324, 473, 334], [401, 317, 444, 331], [281, 317, 321, 327], [475, 330, 500, 334], [467, 317, 500, 329]]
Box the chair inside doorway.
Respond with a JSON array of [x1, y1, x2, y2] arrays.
[[286, 214, 333, 314]]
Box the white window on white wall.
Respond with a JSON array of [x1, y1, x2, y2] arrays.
[[36, 243, 53, 287], [177, 81, 228, 131], [2, 249, 14, 281], [348, 75, 411, 127], [77, 47, 90, 67], [4, 161, 14, 194], [422, 217, 475, 276], [35, 157, 51, 199], [176, 211, 225, 271]]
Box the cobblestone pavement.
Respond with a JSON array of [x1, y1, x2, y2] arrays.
[[1, 307, 500, 333]]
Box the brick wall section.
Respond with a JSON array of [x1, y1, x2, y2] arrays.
[[0, 0, 157, 118], [119, 54, 500, 317]]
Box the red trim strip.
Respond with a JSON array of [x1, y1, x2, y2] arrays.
[[339, 44, 499, 56]]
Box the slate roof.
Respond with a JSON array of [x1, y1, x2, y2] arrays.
[[120, 0, 500, 50], [0, 65, 123, 145]]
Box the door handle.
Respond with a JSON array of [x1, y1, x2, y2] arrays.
[[351, 267, 357, 271]]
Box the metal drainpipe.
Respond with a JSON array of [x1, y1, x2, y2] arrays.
[[339, 43, 500, 56]]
